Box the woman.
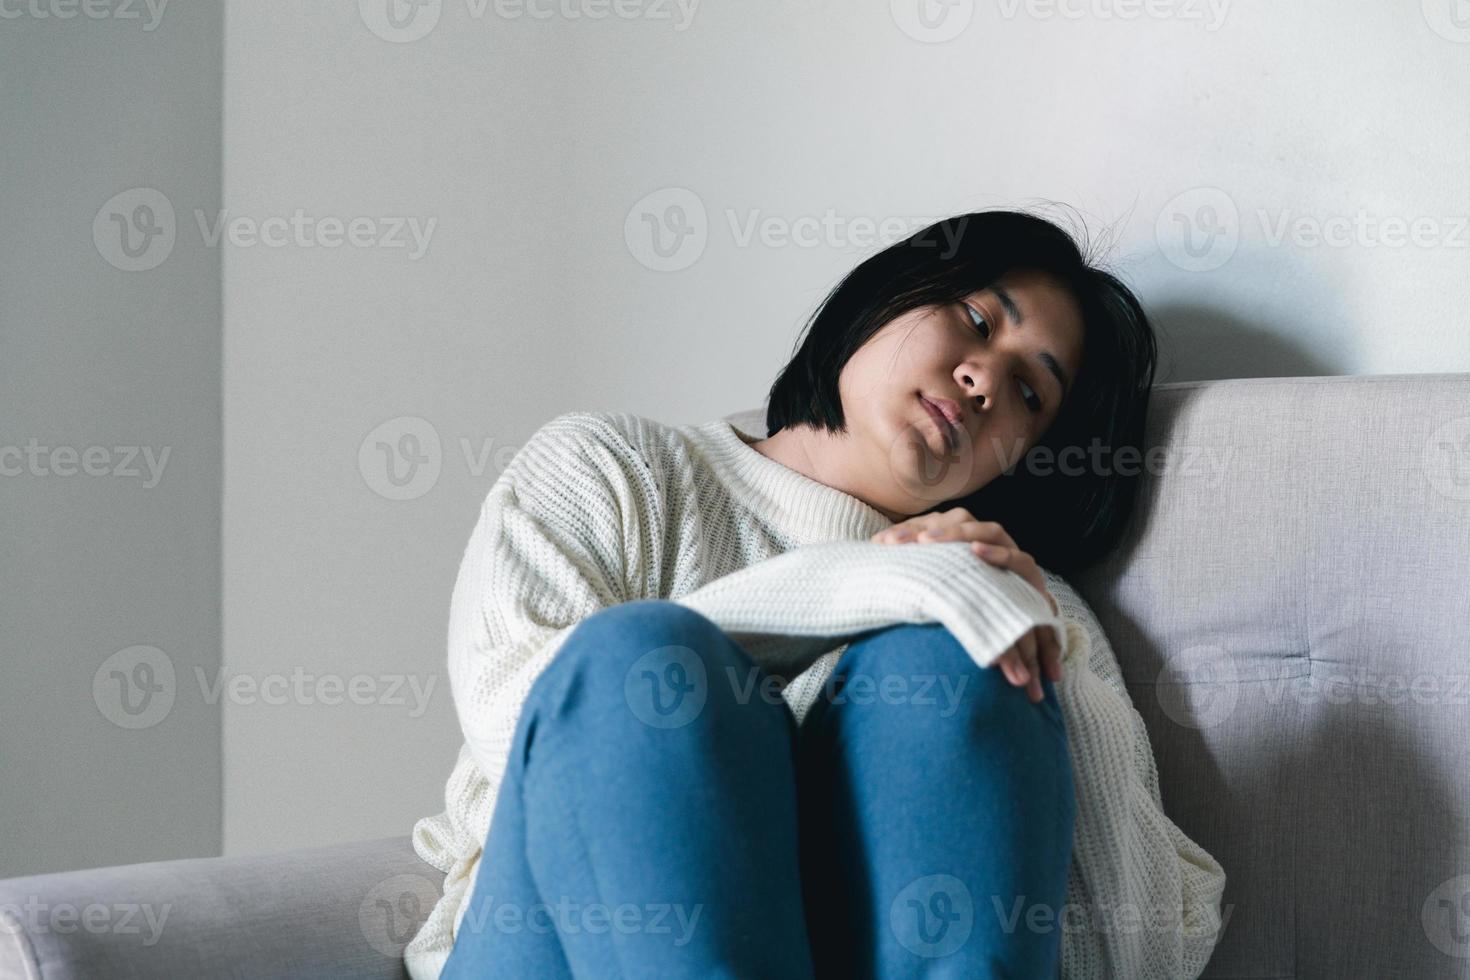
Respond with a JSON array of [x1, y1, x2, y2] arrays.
[[406, 209, 1226, 978]]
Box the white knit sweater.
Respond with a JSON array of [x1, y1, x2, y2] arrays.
[[405, 410, 1227, 978]]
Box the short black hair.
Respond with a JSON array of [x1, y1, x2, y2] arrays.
[[761, 206, 1158, 575]]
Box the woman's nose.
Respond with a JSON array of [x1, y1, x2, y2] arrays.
[[957, 370, 988, 410]]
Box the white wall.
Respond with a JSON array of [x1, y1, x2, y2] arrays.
[[223, 0, 1470, 853], [0, 1, 223, 875]]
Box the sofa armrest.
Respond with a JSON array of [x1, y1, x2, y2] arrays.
[[0, 835, 444, 980]]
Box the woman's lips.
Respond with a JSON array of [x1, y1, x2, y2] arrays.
[[918, 395, 956, 451]]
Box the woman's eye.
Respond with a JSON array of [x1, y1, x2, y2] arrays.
[[1019, 379, 1042, 414], [963, 303, 990, 338], [965, 303, 1041, 413]]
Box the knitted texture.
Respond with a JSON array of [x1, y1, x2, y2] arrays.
[[404, 411, 1227, 978]]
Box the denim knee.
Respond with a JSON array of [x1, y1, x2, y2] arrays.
[[520, 599, 784, 756], [824, 621, 1068, 744]]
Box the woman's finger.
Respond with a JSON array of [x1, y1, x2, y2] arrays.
[[997, 649, 1025, 688], [913, 519, 1012, 547], [914, 523, 971, 543], [975, 520, 1018, 551], [873, 515, 941, 543], [1018, 630, 1042, 703]]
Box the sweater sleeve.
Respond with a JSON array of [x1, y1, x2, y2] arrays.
[[1047, 572, 1229, 979], [672, 538, 1078, 682], [445, 413, 644, 804], [406, 413, 652, 980]]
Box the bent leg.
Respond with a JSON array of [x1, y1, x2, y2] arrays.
[[445, 599, 817, 980], [796, 621, 1075, 979]]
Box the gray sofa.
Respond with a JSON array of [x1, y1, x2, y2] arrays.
[[5, 373, 1469, 978]]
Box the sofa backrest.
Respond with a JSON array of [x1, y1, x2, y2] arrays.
[[727, 373, 1470, 977]]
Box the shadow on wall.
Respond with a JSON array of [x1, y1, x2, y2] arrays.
[[1148, 302, 1339, 384], [1122, 239, 1363, 383]]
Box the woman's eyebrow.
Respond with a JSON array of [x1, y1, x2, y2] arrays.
[[989, 284, 1072, 402]]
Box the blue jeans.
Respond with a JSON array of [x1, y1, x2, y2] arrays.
[[441, 599, 1076, 979]]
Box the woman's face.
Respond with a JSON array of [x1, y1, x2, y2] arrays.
[[836, 266, 1086, 517]]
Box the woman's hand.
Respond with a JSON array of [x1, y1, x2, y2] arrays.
[[872, 507, 1062, 704]]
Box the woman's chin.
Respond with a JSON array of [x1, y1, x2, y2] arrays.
[[885, 422, 977, 506]]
